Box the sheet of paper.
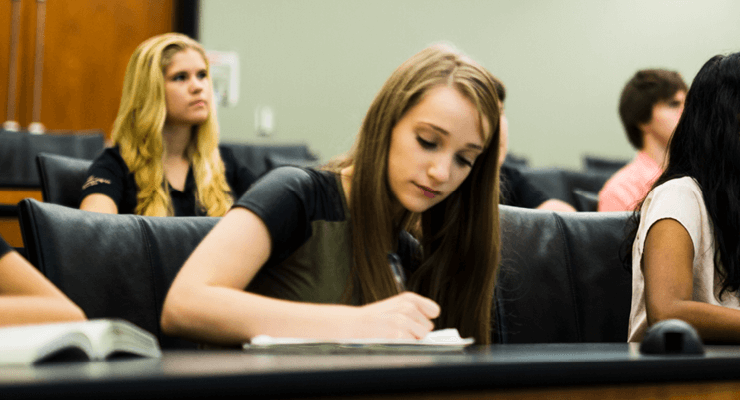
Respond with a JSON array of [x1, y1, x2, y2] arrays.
[[243, 328, 474, 353]]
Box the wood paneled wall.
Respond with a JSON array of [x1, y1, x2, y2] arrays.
[[1, 0, 175, 138]]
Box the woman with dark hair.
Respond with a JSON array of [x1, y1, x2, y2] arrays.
[[628, 52, 740, 342], [161, 43, 501, 346]]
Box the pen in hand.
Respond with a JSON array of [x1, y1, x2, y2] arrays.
[[387, 253, 406, 293]]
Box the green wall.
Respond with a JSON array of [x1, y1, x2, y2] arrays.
[[200, 0, 740, 168]]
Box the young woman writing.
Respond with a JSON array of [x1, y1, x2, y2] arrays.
[[161, 43, 502, 345]]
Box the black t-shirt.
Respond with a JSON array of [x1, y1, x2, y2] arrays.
[[500, 164, 548, 209], [234, 166, 419, 304], [80, 146, 257, 216], [0, 235, 11, 258]]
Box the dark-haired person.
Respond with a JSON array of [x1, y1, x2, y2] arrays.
[[494, 79, 576, 212], [162, 43, 501, 346], [598, 69, 687, 211], [628, 52, 740, 342], [0, 236, 85, 326]]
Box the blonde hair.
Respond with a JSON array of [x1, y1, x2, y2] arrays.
[[111, 33, 233, 216], [327, 43, 502, 344]]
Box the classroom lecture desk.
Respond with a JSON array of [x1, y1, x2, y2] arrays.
[[2, 343, 740, 399]]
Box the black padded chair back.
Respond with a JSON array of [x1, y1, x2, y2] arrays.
[[18, 199, 218, 349], [583, 155, 628, 174], [495, 206, 634, 343], [518, 167, 613, 208], [17, 197, 634, 346], [0, 130, 103, 187], [36, 153, 93, 208], [562, 169, 613, 198], [220, 142, 319, 178], [518, 168, 570, 204], [572, 189, 600, 212]]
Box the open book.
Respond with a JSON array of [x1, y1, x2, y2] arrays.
[[0, 319, 162, 364], [243, 328, 474, 353]]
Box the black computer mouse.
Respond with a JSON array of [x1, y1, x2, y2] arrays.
[[639, 319, 705, 355]]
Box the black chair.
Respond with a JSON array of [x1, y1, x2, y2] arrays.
[[36, 153, 93, 208], [562, 169, 613, 198], [0, 205, 23, 256], [18, 197, 634, 346], [18, 198, 219, 349], [519, 167, 613, 209], [517, 167, 575, 208], [495, 206, 634, 343], [220, 142, 319, 178], [583, 155, 628, 175], [572, 189, 600, 212], [0, 130, 103, 187]]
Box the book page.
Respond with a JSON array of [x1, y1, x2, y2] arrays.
[[0, 319, 162, 364], [96, 320, 162, 359], [0, 322, 93, 364]]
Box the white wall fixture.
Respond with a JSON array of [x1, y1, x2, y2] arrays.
[[255, 106, 274, 137], [205, 50, 240, 107]]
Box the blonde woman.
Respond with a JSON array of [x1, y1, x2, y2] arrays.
[[162, 44, 502, 346], [0, 235, 85, 326], [80, 33, 255, 216]]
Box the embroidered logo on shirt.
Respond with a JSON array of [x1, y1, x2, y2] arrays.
[[82, 176, 111, 190]]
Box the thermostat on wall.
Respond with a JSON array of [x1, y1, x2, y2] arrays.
[[206, 50, 240, 107]]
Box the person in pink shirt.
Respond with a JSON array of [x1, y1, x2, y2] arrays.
[[598, 69, 687, 212]]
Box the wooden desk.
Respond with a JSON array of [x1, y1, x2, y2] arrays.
[[2, 344, 740, 399], [0, 187, 43, 247]]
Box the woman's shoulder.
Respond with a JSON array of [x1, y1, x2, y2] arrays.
[[88, 146, 131, 176], [654, 176, 701, 191], [641, 176, 707, 233], [97, 145, 123, 158], [238, 166, 345, 219], [648, 176, 703, 204], [91, 146, 128, 170], [254, 166, 338, 192]]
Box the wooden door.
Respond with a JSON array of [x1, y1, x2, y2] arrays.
[[1, 0, 176, 138]]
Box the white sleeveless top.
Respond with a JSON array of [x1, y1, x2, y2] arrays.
[[628, 176, 740, 342]]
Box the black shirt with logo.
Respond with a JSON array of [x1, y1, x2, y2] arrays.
[[81, 146, 257, 216], [234, 166, 419, 304]]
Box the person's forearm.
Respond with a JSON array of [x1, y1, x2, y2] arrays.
[[650, 300, 740, 343], [0, 297, 86, 327], [161, 285, 357, 345]]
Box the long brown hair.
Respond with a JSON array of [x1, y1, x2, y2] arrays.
[[112, 33, 233, 216], [327, 43, 501, 344]]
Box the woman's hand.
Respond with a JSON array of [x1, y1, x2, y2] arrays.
[[352, 292, 440, 339]]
